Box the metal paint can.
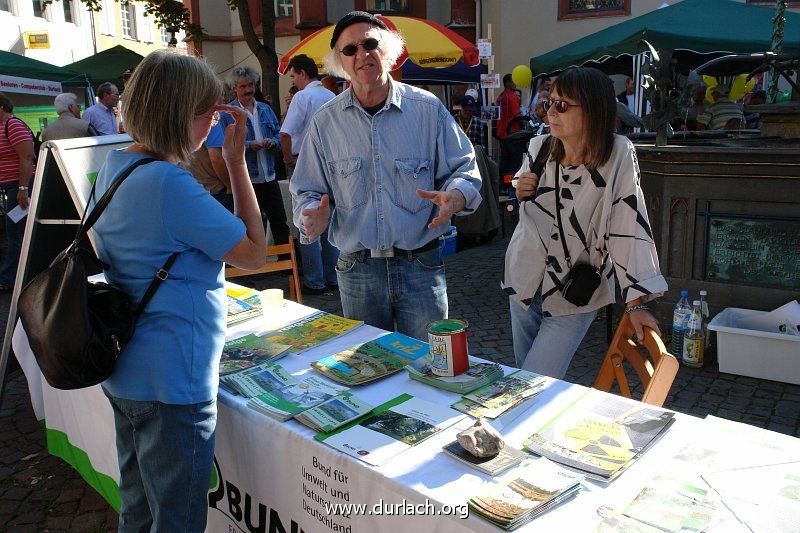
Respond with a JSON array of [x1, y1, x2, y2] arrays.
[[427, 319, 469, 377]]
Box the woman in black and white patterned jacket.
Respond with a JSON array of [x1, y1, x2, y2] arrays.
[[502, 67, 667, 379]]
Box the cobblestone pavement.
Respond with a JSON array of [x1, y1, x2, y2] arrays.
[[1, 229, 798, 531]]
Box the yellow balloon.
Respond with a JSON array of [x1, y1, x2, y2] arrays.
[[702, 75, 718, 89], [726, 74, 757, 101], [511, 65, 533, 88]]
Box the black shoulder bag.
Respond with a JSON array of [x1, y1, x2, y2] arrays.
[[18, 158, 179, 390], [554, 164, 606, 307]]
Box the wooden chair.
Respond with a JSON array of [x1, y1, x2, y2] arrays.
[[592, 312, 679, 407], [225, 235, 303, 304]]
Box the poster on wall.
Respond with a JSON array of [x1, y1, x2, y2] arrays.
[[480, 74, 500, 89]]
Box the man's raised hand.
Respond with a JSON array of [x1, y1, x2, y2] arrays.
[[417, 189, 466, 229], [301, 194, 330, 241]]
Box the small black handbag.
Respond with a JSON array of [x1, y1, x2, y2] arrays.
[[18, 158, 178, 390], [554, 165, 605, 307]]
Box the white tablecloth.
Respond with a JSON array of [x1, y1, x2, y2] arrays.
[[14, 301, 797, 532]]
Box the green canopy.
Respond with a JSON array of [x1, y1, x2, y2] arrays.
[[0, 50, 86, 85], [531, 0, 800, 77], [65, 45, 144, 89]]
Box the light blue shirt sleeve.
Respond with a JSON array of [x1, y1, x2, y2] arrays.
[[289, 121, 328, 243], [434, 103, 482, 214], [162, 167, 245, 260], [205, 123, 225, 150]]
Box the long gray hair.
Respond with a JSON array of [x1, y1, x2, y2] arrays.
[[324, 26, 405, 80]]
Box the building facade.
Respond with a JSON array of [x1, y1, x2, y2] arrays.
[[0, 0, 93, 65]]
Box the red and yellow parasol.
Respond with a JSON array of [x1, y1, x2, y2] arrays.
[[278, 15, 480, 75]]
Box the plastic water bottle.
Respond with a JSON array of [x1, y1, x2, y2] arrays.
[[671, 290, 690, 356], [682, 300, 705, 368], [699, 290, 710, 346]]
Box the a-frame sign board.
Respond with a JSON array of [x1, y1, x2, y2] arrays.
[[0, 135, 133, 401]]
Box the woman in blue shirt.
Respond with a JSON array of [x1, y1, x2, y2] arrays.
[[91, 50, 266, 531]]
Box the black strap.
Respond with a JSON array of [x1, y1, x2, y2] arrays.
[[75, 157, 178, 320], [133, 252, 179, 320], [518, 135, 554, 203], [554, 165, 573, 270], [79, 157, 157, 240], [554, 164, 608, 273]]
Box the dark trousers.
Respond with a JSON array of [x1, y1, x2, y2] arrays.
[[253, 180, 289, 245]]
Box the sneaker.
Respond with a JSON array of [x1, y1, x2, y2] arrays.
[[326, 284, 339, 292]]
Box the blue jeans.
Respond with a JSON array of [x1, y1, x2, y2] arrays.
[[300, 230, 339, 289], [0, 183, 26, 287], [336, 245, 447, 341], [104, 391, 217, 533], [510, 289, 597, 379]]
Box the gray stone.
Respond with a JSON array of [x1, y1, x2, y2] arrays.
[[456, 420, 504, 457]]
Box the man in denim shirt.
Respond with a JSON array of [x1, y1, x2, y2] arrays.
[[214, 67, 289, 244], [290, 11, 482, 340]]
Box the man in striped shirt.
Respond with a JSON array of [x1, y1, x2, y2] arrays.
[[0, 93, 35, 293], [696, 84, 744, 130]]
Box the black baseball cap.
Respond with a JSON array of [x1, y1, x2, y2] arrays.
[[330, 11, 388, 49]]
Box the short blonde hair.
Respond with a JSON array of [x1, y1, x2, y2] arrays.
[[324, 26, 405, 80], [123, 50, 222, 162]]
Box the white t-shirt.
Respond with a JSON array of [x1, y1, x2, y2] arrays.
[[280, 80, 336, 156]]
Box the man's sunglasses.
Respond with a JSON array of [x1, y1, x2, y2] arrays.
[[339, 38, 380, 57], [542, 98, 582, 114]]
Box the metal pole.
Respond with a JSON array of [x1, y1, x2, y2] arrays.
[[767, 0, 787, 103]]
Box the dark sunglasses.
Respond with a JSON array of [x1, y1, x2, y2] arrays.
[[339, 38, 380, 57], [542, 98, 582, 114]]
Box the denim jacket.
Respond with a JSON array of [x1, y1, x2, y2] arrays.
[[218, 100, 281, 183], [290, 79, 482, 253]]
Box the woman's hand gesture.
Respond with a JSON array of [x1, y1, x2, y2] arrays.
[[218, 104, 247, 166]]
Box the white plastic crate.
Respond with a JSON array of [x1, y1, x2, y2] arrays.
[[708, 307, 800, 385]]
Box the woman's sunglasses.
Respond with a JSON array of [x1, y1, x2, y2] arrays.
[[339, 38, 380, 57], [542, 98, 582, 114]]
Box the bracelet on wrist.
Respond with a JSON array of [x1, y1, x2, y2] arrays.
[[18, 186, 28, 191], [625, 304, 649, 315]]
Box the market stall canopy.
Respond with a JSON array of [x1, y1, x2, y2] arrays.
[[65, 45, 144, 89], [278, 15, 479, 75], [401, 61, 487, 84], [530, 0, 800, 78], [0, 50, 86, 85]]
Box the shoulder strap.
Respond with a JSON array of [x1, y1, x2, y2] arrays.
[[554, 165, 608, 272], [554, 165, 573, 270], [518, 135, 554, 203], [528, 134, 553, 177], [77, 157, 157, 243], [133, 251, 180, 321], [77, 156, 176, 321], [4, 117, 31, 141]]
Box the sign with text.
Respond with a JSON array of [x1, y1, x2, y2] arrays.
[[477, 39, 492, 59], [707, 217, 800, 288], [480, 74, 500, 89], [0, 75, 61, 97]]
